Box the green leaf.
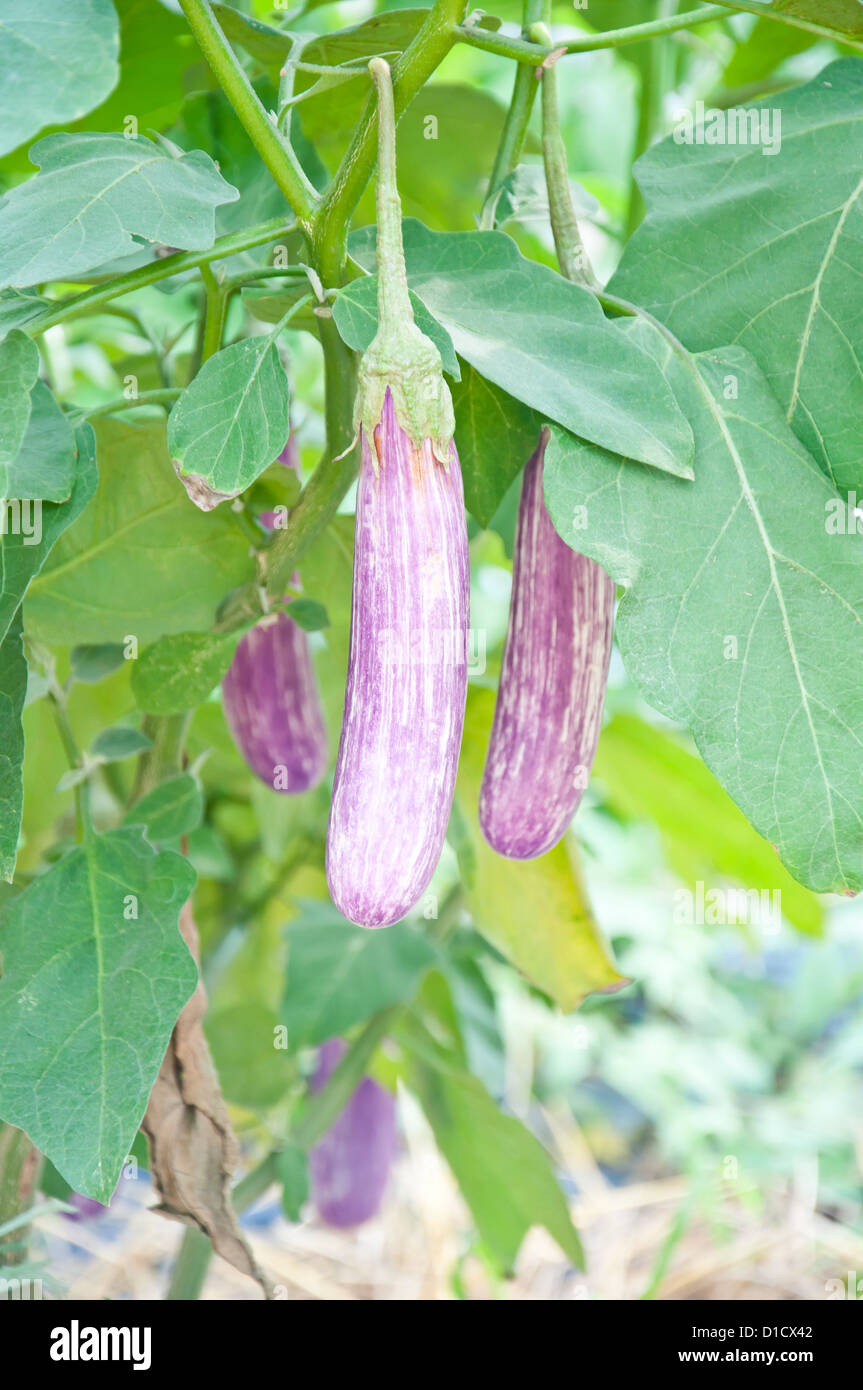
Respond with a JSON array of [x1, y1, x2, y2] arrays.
[[328, 285, 459, 380], [452, 364, 541, 527], [285, 598, 329, 632], [2, 422, 98, 647], [276, 1143, 309, 1222], [775, 0, 863, 38], [594, 714, 823, 936], [544, 325, 863, 896], [89, 725, 152, 762], [131, 630, 242, 716], [0, 331, 39, 482], [6, 381, 77, 503], [0, 290, 50, 342], [0, 0, 120, 158], [0, 827, 197, 1202], [210, 2, 292, 68], [612, 59, 863, 493], [169, 335, 290, 505], [74, 0, 192, 139], [453, 687, 625, 1010], [341, 221, 694, 477], [0, 611, 26, 882], [281, 901, 439, 1050], [0, 132, 239, 290], [411, 1059, 583, 1271], [69, 644, 127, 685], [124, 773, 204, 843], [25, 420, 254, 645]]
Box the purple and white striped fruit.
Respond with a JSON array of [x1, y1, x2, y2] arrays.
[[222, 608, 327, 793], [325, 59, 469, 928], [479, 431, 615, 859], [309, 1039, 397, 1228]]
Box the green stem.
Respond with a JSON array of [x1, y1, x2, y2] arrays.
[[27, 218, 296, 336], [478, 0, 546, 231], [0, 1124, 42, 1268], [47, 684, 92, 839], [455, 4, 727, 63], [165, 1226, 212, 1301], [368, 58, 413, 330], [707, 0, 863, 49], [83, 388, 181, 421], [131, 714, 191, 803], [177, 0, 318, 236], [312, 0, 465, 285], [536, 37, 596, 288], [199, 262, 228, 364]]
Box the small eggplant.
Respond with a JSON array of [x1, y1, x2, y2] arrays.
[[309, 1039, 397, 1228], [479, 431, 616, 859]]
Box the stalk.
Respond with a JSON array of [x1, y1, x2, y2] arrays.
[[478, 0, 546, 231], [455, 5, 728, 62]]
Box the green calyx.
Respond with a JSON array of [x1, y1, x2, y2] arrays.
[[357, 57, 455, 466]]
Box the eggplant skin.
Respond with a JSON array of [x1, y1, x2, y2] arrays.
[[310, 1039, 397, 1228], [326, 389, 469, 928], [479, 434, 615, 860], [222, 610, 328, 793]]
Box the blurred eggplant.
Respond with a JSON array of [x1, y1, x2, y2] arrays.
[[310, 1039, 397, 1228]]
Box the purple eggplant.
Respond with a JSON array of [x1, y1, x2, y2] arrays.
[[479, 431, 616, 859], [309, 1039, 397, 1228], [222, 608, 327, 793], [325, 60, 469, 928]]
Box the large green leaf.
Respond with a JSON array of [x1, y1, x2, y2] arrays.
[[132, 630, 243, 715], [544, 324, 863, 896], [281, 902, 439, 1050], [25, 419, 254, 645], [339, 221, 694, 477], [0, 132, 239, 289], [0, 610, 26, 882], [0, 0, 120, 157], [612, 59, 863, 493], [594, 714, 823, 936], [168, 335, 291, 505], [0, 331, 38, 483], [1, 422, 98, 646], [411, 1057, 584, 1272], [0, 827, 197, 1202], [453, 687, 625, 1010]]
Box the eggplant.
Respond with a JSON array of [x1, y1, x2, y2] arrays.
[[325, 59, 469, 927], [309, 1039, 397, 1228], [479, 431, 616, 859], [222, 609, 327, 793]]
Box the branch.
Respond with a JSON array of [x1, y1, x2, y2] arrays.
[[178, 0, 319, 236], [456, 5, 729, 64]]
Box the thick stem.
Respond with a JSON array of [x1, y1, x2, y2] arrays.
[[369, 59, 414, 331], [131, 714, 191, 803], [312, 0, 465, 285], [27, 218, 296, 336], [456, 5, 727, 62], [199, 263, 228, 365], [177, 0, 318, 236], [0, 1124, 42, 1268], [478, 0, 546, 231]]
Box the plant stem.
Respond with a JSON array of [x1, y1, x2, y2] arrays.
[[478, 0, 546, 231], [368, 58, 414, 329], [311, 0, 465, 285], [165, 1225, 213, 1301], [27, 218, 297, 336], [177, 0, 319, 237], [535, 38, 596, 288], [131, 714, 191, 803], [455, 5, 727, 63], [83, 388, 181, 421], [47, 683, 91, 839], [707, 0, 863, 49], [0, 1124, 42, 1268], [199, 262, 228, 364]]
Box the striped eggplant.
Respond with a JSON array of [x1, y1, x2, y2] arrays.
[[479, 431, 616, 859], [325, 59, 469, 928], [309, 1039, 397, 1228], [222, 476, 328, 793]]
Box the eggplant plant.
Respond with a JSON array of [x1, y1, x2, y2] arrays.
[[0, 0, 861, 1311]]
